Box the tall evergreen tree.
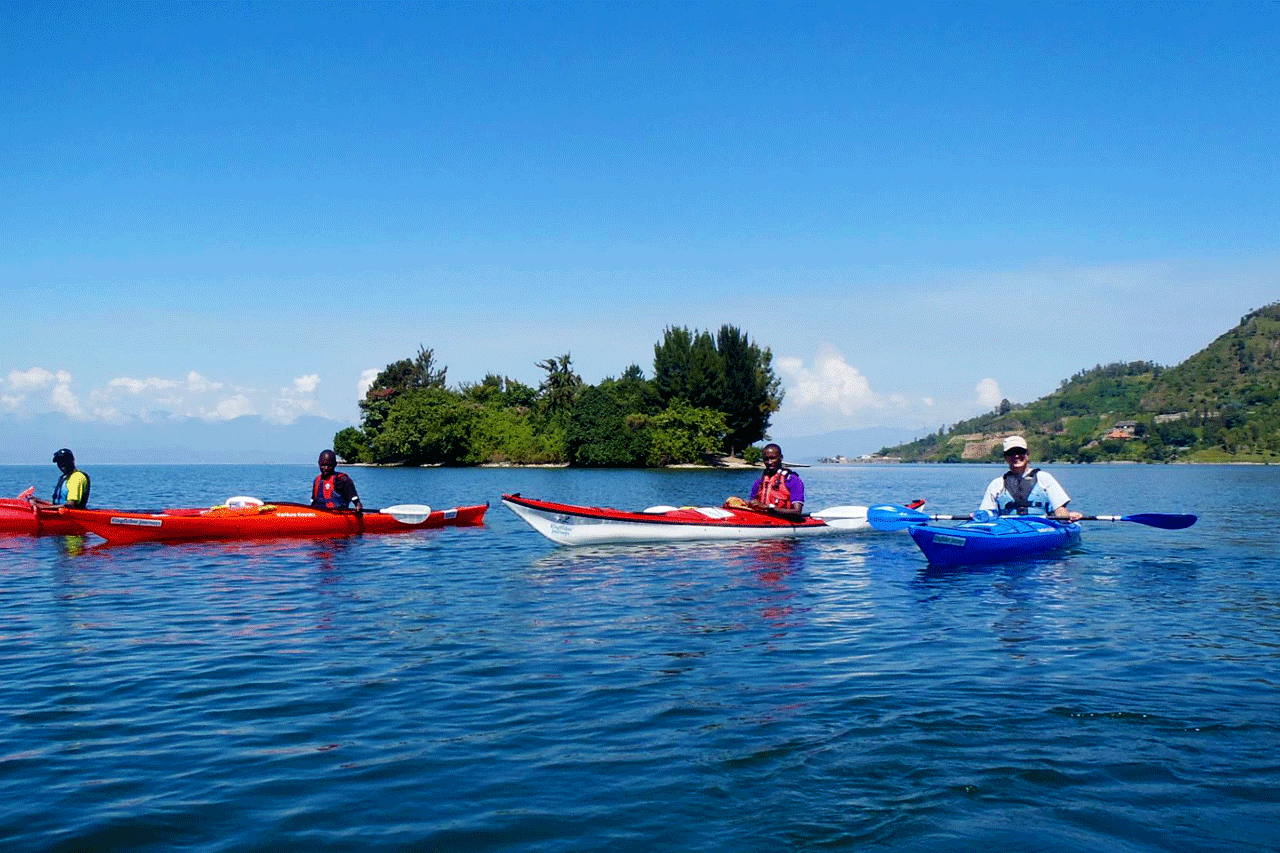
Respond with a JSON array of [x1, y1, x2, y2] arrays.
[[688, 329, 726, 410], [653, 326, 695, 403], [716, 325, 782, 455], [653, 324, 781, 455], [654, 326, 726, 408]]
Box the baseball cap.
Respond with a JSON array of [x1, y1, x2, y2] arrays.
[[1002, 436, 1028, 453]]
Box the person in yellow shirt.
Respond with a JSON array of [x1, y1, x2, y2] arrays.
[[50, 448, 91, 508]]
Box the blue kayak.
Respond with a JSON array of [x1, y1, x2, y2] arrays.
[[908, 515, 1082, 566]]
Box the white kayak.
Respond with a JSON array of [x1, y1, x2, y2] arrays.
[[501, 493, 909, 546]]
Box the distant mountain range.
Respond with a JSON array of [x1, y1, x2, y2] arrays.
[[0, 413, 350, 464], [771, 426, 929, 462]]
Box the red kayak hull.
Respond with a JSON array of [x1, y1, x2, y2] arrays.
[[0, 498, 85, 536], [55, 502, 489, 545]]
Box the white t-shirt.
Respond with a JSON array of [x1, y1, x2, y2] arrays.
[[980, 468, 1071, 514]]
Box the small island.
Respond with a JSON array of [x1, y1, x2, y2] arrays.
[[334, 325, 782, 468]]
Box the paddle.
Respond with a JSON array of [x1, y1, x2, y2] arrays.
[[867, 504, 1197, 532], [812, 498, 925, 523], [810, 505, 870, 521], [1075, 513, 1197, 529], [804, 499, 927, 531], [381, 504, 433, 524], [806, 504, 874, 531], [867, 505, 969, 531]]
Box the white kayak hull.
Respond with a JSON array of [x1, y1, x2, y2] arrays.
[[502, 494, 871, 546]]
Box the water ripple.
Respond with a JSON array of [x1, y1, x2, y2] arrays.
[[0, 464, 1277, 852]]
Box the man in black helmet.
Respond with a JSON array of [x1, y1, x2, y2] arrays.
[[50, 448, 91, 508], [311, 449, 362, 513]]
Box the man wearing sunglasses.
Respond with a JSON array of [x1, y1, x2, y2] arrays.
[[979, 435, 1082, 521]]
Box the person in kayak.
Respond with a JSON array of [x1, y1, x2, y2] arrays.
[[980, 436, 1082, 521], [748, 443, 805, 513], [48, 447, 91, 508], [312, 449, 363, 513]]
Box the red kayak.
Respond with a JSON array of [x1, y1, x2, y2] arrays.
[[0, 497, 84, 536], [51, 501, 489, 545]]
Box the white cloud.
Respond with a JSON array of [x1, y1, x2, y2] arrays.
[[266, 396, 319, 425], [292, 374, 320, 394], [109, 376, 182, 394], [0, 365, 337, 426], [975, 378, 1003, 409], [8, 367, 66, 391], [187, 371, 222, 393], [770, 346, 955, 435], [358, 369, 378, 398], [50, 382, 87, 420], [212, 395, 255, 420], [777, 347, 885, 417]]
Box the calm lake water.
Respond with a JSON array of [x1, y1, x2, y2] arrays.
[[1, 463, 1276, 852]]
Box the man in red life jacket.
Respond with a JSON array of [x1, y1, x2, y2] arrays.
[[748, 443, 805, 514], [312, 449, 363, 513]]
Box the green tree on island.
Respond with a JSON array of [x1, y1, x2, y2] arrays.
[[334, 324, 783, 467], [653, 325, 781, 455]]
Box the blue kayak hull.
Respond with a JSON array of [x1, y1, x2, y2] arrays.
[[908, 516, 1082, 566]]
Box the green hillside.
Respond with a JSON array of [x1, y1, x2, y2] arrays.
[[877, 302, 1280, 463]]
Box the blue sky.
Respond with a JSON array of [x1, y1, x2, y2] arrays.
[[4, 0, 1278, 445]]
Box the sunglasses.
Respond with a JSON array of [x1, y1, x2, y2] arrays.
[[1004, 449, 1028, 458]]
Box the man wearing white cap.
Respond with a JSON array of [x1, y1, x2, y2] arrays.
[[979, 436, 1082, 521]]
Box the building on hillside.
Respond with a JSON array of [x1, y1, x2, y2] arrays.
[[1105, 421, 1138, 440]]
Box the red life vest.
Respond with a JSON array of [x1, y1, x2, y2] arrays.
[[312, 473, 352, 509], [757, 470, 793, 509]]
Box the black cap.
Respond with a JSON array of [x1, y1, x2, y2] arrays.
[[52, 448, 75, 464]]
